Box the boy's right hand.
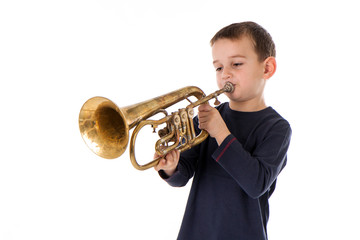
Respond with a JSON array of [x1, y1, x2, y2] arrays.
[[154, 149, 180, 177]]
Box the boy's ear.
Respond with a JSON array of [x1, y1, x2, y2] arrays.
[[263, 57, 276, 80]]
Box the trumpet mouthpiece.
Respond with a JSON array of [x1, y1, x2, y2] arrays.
[[224, 82, 235, 93]]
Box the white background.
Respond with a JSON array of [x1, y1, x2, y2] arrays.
[[1, 0, 359, 239]]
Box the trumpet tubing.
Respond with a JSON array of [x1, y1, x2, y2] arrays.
[[79, 82, 234, 170]]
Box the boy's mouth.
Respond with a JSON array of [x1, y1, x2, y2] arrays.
[[223, 82, 235, 93]]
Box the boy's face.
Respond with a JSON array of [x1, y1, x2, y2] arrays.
[[212, 37, 271, 111]]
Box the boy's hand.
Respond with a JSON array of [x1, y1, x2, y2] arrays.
[[198, 103, 231, 145], [154, 149, 180, 177]]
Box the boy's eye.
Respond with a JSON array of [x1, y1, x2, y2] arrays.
[[215, 67, 223, 72], [233, 63, 243, 67]]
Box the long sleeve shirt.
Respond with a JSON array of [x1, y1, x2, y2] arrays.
[[159, 103, 292, 240]]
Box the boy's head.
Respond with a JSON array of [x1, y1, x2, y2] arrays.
[[210, 21, 277, 111], [210, 21, 276, 62]]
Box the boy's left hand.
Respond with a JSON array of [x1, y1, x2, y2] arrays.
[[198, 103, 231, 145]]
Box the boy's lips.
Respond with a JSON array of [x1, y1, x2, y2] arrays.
[[223, 82, 235, 93]]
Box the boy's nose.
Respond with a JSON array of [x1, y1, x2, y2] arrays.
[[222, 67, 232, 80]]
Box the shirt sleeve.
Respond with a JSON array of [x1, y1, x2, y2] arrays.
[[158, 146, 199, 187], [212, 120, 292, 199]]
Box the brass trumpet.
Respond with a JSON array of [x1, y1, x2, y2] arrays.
[[79, 82, 234, 170]]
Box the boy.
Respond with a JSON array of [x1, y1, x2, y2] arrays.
[[154, 21, 292, 240]]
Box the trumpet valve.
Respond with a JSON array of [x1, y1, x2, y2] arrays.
[[187, 108, 194, 118]]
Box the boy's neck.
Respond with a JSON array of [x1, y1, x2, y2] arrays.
[[229, 98, 267, 112]]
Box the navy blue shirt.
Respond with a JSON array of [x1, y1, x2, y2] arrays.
[[159, 103, 292, 240]]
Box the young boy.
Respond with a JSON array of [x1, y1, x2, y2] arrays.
[[154, 21, 292, 240]]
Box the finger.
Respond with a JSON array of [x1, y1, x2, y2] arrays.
[[167, 149, 177, 164], [164, 152, 173, 164], [198, 103, 212, 112], [198, 121, 208, 130], [173, 149, 180, 162], [154, 163, 160, 171], [198, 109, 211, 121], [174, 149, 180, 161], [198, 113, 209, 129], [153, 152, 160, 159], [154, 158, 165, 171]]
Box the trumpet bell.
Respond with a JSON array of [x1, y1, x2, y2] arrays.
[[79, 97, 129, 159]]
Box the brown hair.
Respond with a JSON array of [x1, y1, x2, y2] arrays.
[[210, 21, 276, 62]]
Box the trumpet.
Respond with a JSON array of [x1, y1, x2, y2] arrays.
[[79, 82, 234, 170]]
